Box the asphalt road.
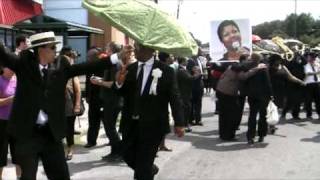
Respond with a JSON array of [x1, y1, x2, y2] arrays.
[[4, 94, 320, 180]]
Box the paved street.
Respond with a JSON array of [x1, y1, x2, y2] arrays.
[[4, 94, 320, 179]]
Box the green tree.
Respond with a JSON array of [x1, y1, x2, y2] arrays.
[[270, 29, 289, 39], [253, 20, 286, 39], [284, 13, 314, 38], [253, 13, 319, 47]]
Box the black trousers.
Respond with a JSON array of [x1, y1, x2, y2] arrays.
[[122, 121, 162, 180], [282, 85, 305, 118], [87, 101, 103, 145], [182, 99, 191, 127], [237, 95, 246, 129], [247, 97, 269, 140], [16, 125, 70, 180], [0, 120, 16, 167], [66, 116, 76, 147], [216, 92, 239, 140], [103, 99, 121, 154], [305, 83, 320, 117], [191, 90, 203, 123]]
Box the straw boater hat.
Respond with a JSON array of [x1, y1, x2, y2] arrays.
[[27, 31, 61, 49]]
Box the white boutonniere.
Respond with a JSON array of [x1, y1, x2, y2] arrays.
[[149, 68, 162, 95]]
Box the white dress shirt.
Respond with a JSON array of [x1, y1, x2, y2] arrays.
[[197, 57, 204, 74], [36, 64, 49, 125], [304, 63, 320, 84], [137, 57, 154, 94], [110, 53, 120, 65]]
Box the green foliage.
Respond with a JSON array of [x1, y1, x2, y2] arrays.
[[253, 20, 285, 39], [253, 13, 319, 47]]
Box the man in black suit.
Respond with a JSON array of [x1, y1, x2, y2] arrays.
[[187, 49, 205, 126], [0, 32, 117, 180], [177, 57, 200, 132], [282, 52, 307, 119], [84, 47, 105, 148], [99, 42, 122, 160], [116, 43, 184, 180]]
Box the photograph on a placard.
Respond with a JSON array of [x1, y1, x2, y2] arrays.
[[210, 19, 252, 62]]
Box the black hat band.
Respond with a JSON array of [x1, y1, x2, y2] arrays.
[[31, 37, 56, 45]]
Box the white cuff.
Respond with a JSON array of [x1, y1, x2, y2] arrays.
[[110, 53, 119, 65]]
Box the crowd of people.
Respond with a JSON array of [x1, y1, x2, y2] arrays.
[[0, 30, 320, 180], [211, 50, 319, 144]]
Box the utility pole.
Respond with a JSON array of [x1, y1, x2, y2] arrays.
[[154, 0, 158, 3], [294, 0, 297, 39], [176, 0, 182, 19]]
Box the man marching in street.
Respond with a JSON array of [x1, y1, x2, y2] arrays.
[[115, 43, 185, 180], [0, 31, 118, 180]]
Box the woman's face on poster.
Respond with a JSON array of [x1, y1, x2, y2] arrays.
[[221, 25, 241, 51]]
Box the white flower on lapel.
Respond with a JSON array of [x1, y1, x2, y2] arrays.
[[149, 68, 162, 95]]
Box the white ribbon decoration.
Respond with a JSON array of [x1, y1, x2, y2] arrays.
[[149, 68, 162, 95]]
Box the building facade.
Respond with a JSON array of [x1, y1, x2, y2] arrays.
[[44, 0, 126, 62]]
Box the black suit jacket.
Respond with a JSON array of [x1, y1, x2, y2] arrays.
[[85, 70, 104, 104], [177, 66, 193, 102], [119, 60, 184, 136], [187, 58, 204, 93], [246, 68, 273, 100], [0, 46, 113, 141]]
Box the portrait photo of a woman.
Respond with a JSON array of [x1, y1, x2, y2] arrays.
[[210, 19, 251, 61]]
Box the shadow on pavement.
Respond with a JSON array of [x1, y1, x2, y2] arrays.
[[300, 132, 320, 143], [190, 129, 219, 136], [167, 131, 269, 152], [68, 159, 127, 176], [202, 112, 215, 118], [70, 144, 107, 155]]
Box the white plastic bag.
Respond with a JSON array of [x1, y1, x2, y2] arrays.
[[266, 101, 279, 125]]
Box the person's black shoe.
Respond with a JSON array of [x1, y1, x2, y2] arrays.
[[190, 121, 196, 126], [185, 127, 192, 133], [195, 122, 203, 126], [159, 146, 172, 152], [248, 139, 254, 145], [270, 128, 276, 134], [293, 116, 301, 120], [74, 130, 81, 135], [258, 136, 264, 143], [102, 153, 122, 162], [152, 164, 159, 176], [84, 143, 96, 148], [307, 115, 313, 119], [66, 153, 73, 161], [133, 164, 159, 180]]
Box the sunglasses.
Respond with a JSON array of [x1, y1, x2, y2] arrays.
[[46, 45, 57, 50]]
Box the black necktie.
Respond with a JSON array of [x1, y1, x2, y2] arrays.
[[40, 68, 49, 113], [311, 64, 318, 82], [42, 68, 48, 81], [137, 63, 145, 95], [132, 63, 145, 118]]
